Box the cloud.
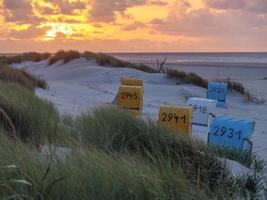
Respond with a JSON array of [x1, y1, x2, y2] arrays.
[[204, 0, 267, 14], [1, 35, 266, 53], [246, 0, 267, 14], [0, 0, 266, 52], [149, 0, 168, 6], [3, 0, 39, 24], [150, 18, 165, 24], [121, 21, 146, 31], [4, 0, 30, 10], [31, 2, 58, 16], [149, 0, 267, 38], [47, 0, 86, 15], [31, 0, 87, 17], [3, 0, 88, 25], [89, 0, 146, 22], [166, 0, 191, 20], [9, 26, 49, 39], [204, 0, 246, 10]]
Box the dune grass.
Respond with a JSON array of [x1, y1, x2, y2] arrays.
[[215, 79, 266, 104], [226, 80, 245, 95], [0, 82, 59, 145], [83, 51, 158, 73], [0, 65, 47, 90], [72, 107, 238, 197], [0, 96, 264, 199], [225, 80, 266, 103], [48, 50, 156, 73], [49, 50, 82, 65], [0, 134, 211, 200], [166, 68, 208, 88], [58, 107, 267, 199], [0, 52, 51, 65]]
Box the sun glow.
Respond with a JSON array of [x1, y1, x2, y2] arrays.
[[41, 23, 73, 40], [40, 22, 100, 41]]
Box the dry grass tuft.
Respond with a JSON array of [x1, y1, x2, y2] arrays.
[[0, 52, 51, 64], [220, 80, 265, 104], [166, 68, 208, 88], [0, 65, 47, 90], [83, 51, 158, 73], [49, 50, 81, 65]]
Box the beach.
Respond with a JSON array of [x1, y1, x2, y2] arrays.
[[1, 0, 267, 197], [12, 57, 267, 173]]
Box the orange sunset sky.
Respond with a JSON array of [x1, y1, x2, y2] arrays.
[[0, 0, 266, 53]]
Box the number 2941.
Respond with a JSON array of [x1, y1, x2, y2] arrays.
[[161, 112, 186, 124]]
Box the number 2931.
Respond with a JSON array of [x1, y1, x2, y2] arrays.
[[212, 126, 242, 140]]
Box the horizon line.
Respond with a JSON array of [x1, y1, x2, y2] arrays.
[[1, 51, 267, 54]]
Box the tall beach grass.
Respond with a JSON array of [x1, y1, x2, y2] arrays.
[[0, 82, 59, 145], [0, 134, 211, 200], [0, 96, 264, 199], [72, 107, 240, 197]]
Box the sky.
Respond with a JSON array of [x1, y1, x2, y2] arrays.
[[0, 0, 266, 53]]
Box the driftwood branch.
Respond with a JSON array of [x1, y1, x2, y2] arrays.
[[156, 58, 167, 73]]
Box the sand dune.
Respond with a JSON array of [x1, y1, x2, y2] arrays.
[[13, 58, 267, 175]]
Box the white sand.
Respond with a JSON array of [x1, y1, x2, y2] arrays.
[[13, 58, 267, 177]]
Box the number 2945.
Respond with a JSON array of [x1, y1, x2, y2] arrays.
[[120, 92, 138, 100]]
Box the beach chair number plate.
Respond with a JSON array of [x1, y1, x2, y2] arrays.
[[212, 126, 242, 140], [207, 82, 227, 107], [117, 86, 143, 115], [191, 105, 207, 114], [161, 112, 186, 124], [187, 104, 209, 126], [120, 92, 138, 100], [158, 106, 192, 135], [209, 88, 226, 94]]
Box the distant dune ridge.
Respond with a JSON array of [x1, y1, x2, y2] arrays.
[[3, 50, 265, 103]]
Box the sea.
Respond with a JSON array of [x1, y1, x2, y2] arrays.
[[110, 52, 267, 80]]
